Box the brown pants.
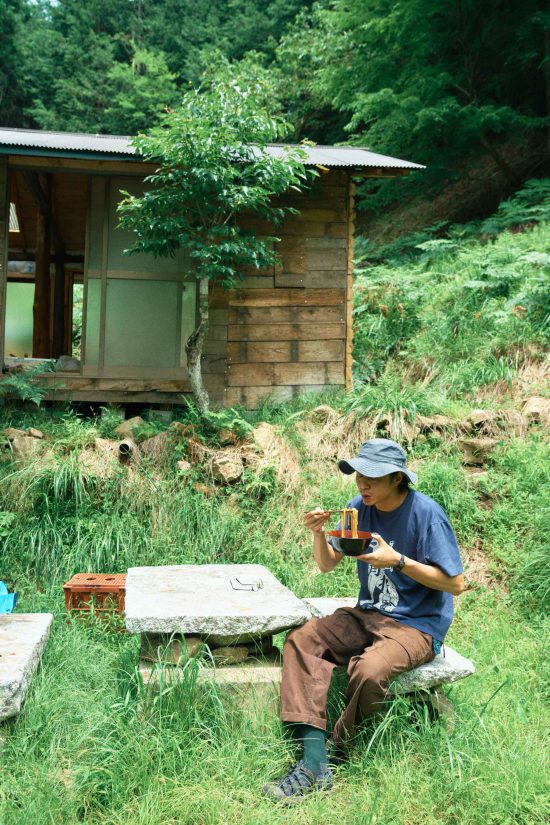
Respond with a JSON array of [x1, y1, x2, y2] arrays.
[[281, 607, 434, 746]]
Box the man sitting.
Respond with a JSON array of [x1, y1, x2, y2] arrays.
[[263, 438, 465, 802]]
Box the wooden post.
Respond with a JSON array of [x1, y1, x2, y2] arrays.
[[52, 177, 67, 357], [345, 179, 356, 391], [52, 258, 67, 356], [0, 159, 8, 369], [33, 175, 52, 357]]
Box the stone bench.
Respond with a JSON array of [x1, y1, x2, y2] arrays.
[[303, 598, 475, 696], [138, 598, 474, 724], [0, 613, 53, 721], [132, 573, 474, 724]]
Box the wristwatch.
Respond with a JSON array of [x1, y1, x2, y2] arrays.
[[395, 553, 406, 571]]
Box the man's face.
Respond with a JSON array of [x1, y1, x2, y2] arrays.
[[355, 472, 402, 509]]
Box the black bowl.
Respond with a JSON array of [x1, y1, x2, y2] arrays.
[[328, 530, 374, 557]]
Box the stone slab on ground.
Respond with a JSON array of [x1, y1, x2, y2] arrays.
[[139, 650, 282, 689], [0, 613, 53, 721], [139, 651, 283, 722], [126, 564, 311, 642], [138, 643, 473, 722]]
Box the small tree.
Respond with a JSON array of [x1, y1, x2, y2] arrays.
[[117, 76, 315, 412]]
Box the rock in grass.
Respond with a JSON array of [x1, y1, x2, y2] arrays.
[[218, 428, 237, 446], [248, 422, 301, 489], [458, 437, 499, 466], [193, 482, 213, 497], [79, 438, 119, 479], [140, 430, 172, 460], [9, 435, 45, 459], [416, 414, 455, 435], [140, 633, 203, 664], [498, 410, 528, 438], [115, 416, 144, 439], [523, 396, 550, 425], [210, 451, 244, 484], [27, 427, 44, 439], [307, 405, 337, 424], [465, 409, 499, 432], [212, 646, 250, 666], [3, 427, 27, 441]]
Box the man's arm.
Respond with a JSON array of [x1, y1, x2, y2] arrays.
[[357, 532, 466, 595], [304, 510, 344, 573]]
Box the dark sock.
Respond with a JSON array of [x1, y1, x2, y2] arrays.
[[297, 724, 328, 776]]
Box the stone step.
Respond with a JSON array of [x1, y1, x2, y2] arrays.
[[139, 651, 283, 722], [138, 642, 474, 704], [0, 613, 53, 721]]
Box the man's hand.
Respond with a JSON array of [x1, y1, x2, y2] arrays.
[[306, 509, 343, 573], [357, 532, 400, 569], [304, 508, 333, 535], [357, 532, 466, 595]]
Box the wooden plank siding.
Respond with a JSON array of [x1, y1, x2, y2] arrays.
[[0, 163, 353, 407], [204, 170, 352, 407], [345, 181, 356, 390]]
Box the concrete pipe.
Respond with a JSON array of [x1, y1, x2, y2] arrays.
[[118, 439, 135, 459]]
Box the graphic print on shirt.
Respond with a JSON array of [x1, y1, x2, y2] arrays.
[[359, 540, 399, 613]]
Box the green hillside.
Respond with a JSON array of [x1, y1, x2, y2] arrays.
[[0, 183, 548, 823]]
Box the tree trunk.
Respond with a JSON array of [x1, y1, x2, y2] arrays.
[[479, 136, 522, 188], [185, 277, 210, 413]]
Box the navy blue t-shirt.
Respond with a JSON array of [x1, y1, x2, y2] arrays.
[[328, 490, 463, 642]]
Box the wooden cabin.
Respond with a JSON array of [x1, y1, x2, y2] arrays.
[[0, 129, 423, 407]]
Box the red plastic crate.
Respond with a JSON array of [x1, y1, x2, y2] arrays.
[[63, 573, 126, 616]]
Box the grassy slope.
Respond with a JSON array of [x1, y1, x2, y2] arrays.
[[0, 187, 549, 824]]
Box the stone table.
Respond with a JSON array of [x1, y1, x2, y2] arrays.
[[126, 564, 311, 644], [0, 613, 53, 721]]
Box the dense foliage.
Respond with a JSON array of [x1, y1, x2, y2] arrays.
[[117, 73, 313, 410], [0, 189, 549, 822], [352, 180, 550, 386], [2, 1, 548, 215]]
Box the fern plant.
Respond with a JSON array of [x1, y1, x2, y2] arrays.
[[0, 363, 55, 406]]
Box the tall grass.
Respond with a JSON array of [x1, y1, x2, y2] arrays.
[[353, 200, 550, 397], [1, 185, 549, 823], [1, 585, 547, 824]]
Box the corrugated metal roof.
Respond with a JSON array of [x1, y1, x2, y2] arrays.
[[0, 128, 134, 156], [264, 144, 424, 169], [0, 127, 425, 169]]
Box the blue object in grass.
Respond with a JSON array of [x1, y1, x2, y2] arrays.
[[0, 581, 17, 614]]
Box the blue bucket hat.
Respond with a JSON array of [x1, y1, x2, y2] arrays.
[[338, 438, 418, 485]]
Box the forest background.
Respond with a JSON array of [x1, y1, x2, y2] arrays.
[[1, 0, 549, 237], [0, 3, 549, 824]]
